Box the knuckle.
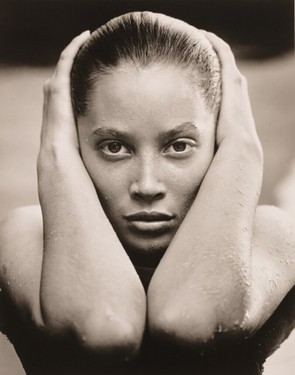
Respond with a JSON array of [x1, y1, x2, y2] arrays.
[[43, 78, 51, 94], [233, 70, 246, 86], [240, 73, 247, 86], [59, 50, 67, 61], [44, 79, 60, 95]]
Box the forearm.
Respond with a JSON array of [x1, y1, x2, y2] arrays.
[[246, 205, 295, 331], [148, 136, 263, 341], [38, 148, 146, 350]]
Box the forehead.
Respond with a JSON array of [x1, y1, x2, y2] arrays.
[[84, 63, 213, 133]]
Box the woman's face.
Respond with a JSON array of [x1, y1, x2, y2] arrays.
[[78, 63, 216, 265]]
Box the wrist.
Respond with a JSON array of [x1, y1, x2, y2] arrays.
[[218, 133, 263, 164], [38, 141, 81, 172], [38, 139, 80, 164]]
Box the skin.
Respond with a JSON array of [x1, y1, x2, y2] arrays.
[[0, 29, 295, 374], [78, 63, 215, 266]]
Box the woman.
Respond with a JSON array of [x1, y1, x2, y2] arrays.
[[0, 11, 295, 374]]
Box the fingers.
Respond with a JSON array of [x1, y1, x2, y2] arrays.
[[201, 31, 237, 73], [53, 30, 90, 80], [201, 30, 248, 98], [42, 30, 90, 120], [200, 30, 258, 146]]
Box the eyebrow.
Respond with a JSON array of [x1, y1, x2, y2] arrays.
[[158, 122, 200, 141], [91, 122, 200, 142], [92, 126, 134, 143]]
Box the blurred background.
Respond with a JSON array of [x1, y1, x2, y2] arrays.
[[0, 0, 294, 374]]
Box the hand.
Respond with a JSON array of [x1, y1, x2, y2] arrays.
[[203, 31, 262, 153], [39, 31, 90, 158]]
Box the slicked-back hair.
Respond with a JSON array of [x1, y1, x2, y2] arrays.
[[71, 11, 221, 119]]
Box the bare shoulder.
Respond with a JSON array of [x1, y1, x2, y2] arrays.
[[0, 205, 43, 276], [0, 206, 43, 317]]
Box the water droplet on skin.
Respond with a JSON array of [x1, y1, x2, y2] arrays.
[[7, 281, 10, 286], [217, 324, 223, 332], [0, 288, 2, 292]]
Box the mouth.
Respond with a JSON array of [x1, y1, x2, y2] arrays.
[[124, 211, 175, 233]]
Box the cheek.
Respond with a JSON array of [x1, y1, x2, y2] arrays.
[[79, 146, 125, 199], [170, 169, 201, 208], [89, 165, 127, 202], [168, 152, 213, 207]]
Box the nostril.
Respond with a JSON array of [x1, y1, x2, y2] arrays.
[[130, 183, 166, 202], [130, 161, 166, 201]]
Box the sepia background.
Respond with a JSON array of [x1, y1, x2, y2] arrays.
[[0, 0, 294, 374]]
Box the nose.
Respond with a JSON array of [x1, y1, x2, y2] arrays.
[[130, 157, 166, 202]]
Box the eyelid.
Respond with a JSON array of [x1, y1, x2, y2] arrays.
[[97, 140, 132, 156], [163, 138, 197, 153]]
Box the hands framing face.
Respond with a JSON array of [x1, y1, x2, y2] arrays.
[[1, 18, 295, 374]]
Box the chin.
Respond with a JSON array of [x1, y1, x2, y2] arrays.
[[121, 235, 171, 267]]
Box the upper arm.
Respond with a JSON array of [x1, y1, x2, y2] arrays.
[[0, 206, 44, 326]]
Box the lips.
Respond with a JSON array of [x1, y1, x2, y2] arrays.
[[124, 211, 175, 233]]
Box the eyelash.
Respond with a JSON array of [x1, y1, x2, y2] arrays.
[[97, 141, 131, 157], [96, 138, 197, 159], [164, 139, 196, 154]]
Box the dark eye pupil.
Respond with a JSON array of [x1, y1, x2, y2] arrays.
[[108, 142, 122, 153], [173, 142, 186, 152]]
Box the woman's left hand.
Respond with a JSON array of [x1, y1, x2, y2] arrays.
[[203, 31, 261, 154]]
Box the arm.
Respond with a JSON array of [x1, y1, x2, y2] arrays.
[[1, 32, 146, 360], [148, 32, 290, 346], [39, 32, 146, 355]]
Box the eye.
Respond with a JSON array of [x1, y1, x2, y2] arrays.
[[171, 142, 188, 152], [164, 139, 196, 155], [99, 141, 131, 157]]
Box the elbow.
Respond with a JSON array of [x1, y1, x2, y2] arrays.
[[149, 298, 251, 350], [40, 305, 143, 361], [73, 315, 143, 361]]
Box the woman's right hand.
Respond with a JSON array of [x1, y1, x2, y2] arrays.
[[39, 31, 90, 162]]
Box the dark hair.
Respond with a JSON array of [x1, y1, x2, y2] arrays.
[[71, 11, 221, 118]]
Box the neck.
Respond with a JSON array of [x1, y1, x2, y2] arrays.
[[135, 265, 156, 292]]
